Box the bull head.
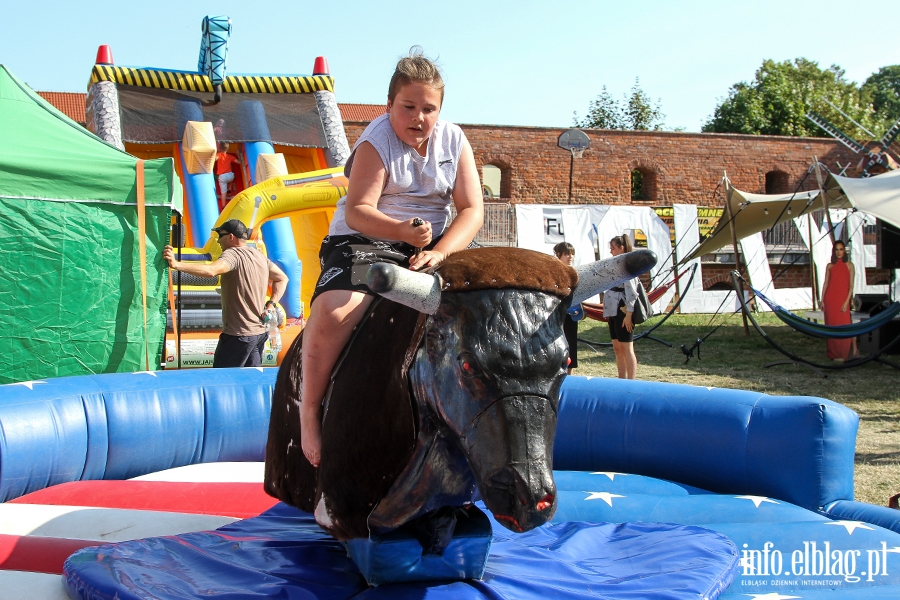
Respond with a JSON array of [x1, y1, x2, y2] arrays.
[[365, 249, 656, 534]]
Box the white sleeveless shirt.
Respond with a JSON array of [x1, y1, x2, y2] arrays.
[[328, 114, 466, 240]]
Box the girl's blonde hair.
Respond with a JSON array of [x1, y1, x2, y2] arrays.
[[388, 46, 444, 103]]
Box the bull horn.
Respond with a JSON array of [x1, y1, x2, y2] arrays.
[[366, 262, 442, 314], [571, 249, 657, 305]]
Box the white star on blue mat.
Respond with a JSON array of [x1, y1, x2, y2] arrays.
[[243, 367, 265, 372], [744, 593, 801, 599], [589, 472, 626, 480], [735, 495, 779, 508], [132, 371, 158, 377], [824, 520, 875, 535], [584, 492, 624, 506], [8, 380, 47, 390]]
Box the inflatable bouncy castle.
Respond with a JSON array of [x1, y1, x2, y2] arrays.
[[84, 16, 354, 367]]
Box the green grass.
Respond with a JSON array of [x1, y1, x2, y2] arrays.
[[572, 312, 900, 506]]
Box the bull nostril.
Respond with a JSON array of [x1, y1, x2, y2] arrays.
[[536, 493, 554, 511]]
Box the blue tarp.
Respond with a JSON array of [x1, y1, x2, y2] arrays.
[[64, 502, 739, 600]]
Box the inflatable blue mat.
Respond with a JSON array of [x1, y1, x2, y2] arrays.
[[64, 503, 739, 599]]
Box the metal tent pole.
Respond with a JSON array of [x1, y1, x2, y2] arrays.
[[724, 174, 750, 336]]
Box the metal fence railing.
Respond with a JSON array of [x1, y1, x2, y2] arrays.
[[451, 201, 515, 247], [762, 219, 804, 247]]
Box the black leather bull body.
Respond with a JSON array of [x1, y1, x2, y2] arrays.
[[265, 247, 656, 544]]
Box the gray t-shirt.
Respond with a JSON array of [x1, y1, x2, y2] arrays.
[[218, 245, 271, 336], [329, 114, 466, 240]]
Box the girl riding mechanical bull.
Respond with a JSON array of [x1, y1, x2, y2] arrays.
[[266, 50, 656, 544], [299, 48, 483, 470]]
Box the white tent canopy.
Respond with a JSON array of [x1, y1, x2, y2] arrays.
[[684, 183, 830, 262], [687, 168, 900, 264], [825, 168, 900, 229]]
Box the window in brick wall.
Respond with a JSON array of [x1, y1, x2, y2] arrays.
[[482, 163, 512, 198], [482, 164, 501, 198], [765, 170, 790, 194], [631, 170, 643, 200], [630, 168, 655, 202]]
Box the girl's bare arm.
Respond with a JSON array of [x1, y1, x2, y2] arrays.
[[410, 140, 484, 271]]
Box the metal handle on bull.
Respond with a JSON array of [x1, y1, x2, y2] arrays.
[[412, 217, 424, 254], [571, 249, 657, 305], [366, 262, 442, 314]]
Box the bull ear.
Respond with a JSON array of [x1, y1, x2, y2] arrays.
[[366, 263, 442, 314], [571, 249, 657, 305]]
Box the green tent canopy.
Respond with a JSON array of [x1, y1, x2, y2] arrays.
[[0, 65, 183, 384]]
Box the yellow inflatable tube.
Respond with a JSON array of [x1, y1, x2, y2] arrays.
[[180, 166, 348, 315]]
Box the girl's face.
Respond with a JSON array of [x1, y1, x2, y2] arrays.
[[557, 252, 575, 266], [609, 242, 624, 257], [835, 243, 846, 258], [387, 81, 442, 155]]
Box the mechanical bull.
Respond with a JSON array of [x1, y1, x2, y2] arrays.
[[265, 246, 656, 548]]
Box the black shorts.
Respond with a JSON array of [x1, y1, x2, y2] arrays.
[[311, 234, 441, 305], [607, 307, 634, 343]]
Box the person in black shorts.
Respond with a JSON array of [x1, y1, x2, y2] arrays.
[[298, 50, 484, 469], [603, 234, 640, 379], [311, 229, 442, 303]]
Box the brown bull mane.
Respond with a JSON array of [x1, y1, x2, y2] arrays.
[[436, 247, 578, 297]]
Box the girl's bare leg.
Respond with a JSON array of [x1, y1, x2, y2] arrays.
[[612, 340, 638, 379], [612, 340, 626, 379], [300, 290, 373, 467], [621, 341, 637, 379]]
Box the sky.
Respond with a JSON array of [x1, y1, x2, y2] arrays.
[[3, 1, 899, 132]]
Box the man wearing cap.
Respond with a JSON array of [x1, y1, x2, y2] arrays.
[[163, 219, 289, 368]]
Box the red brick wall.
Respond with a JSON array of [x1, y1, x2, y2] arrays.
[[344, 122, 856, 206], [701, 264, 813, 290]]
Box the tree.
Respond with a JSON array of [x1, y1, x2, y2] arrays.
[[573, 86, 623, 129], [702, 58, 881, 137], [624, 78, 665, 131], [574, 79, 665, 130], [862, 66, 900, 125]]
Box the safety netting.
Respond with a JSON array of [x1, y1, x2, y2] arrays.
[[116, 85, 328, 147]]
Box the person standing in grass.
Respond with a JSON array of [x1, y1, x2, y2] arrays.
[[554, 242, 583, 375], [821, 240, 857, 361], [604, 234, 640, 379]]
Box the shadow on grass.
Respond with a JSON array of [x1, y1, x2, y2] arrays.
[[576, 313, 900, 506], [855, 451, 900, 464], [576, 313, 900, 404]]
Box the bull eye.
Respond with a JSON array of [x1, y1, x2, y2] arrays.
[[457, 352, 481, 378]]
